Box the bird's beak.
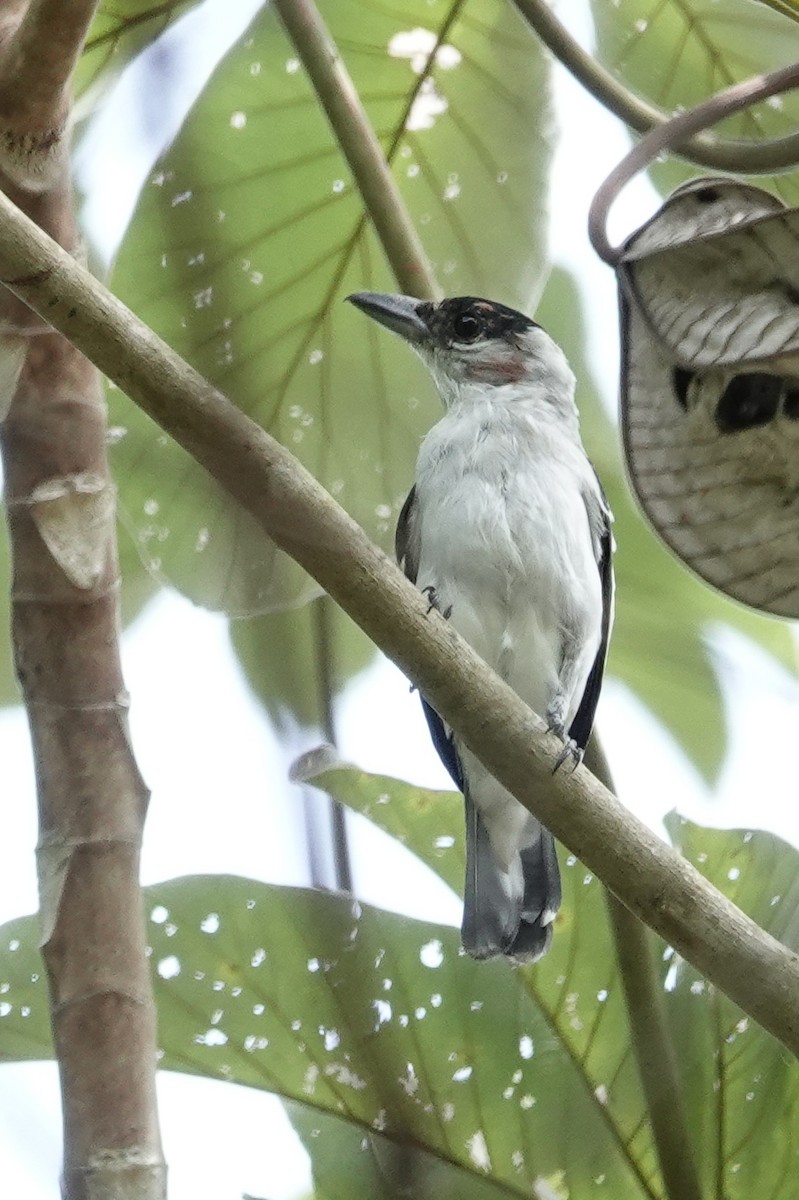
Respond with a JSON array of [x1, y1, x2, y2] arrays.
[[346, 292, 429, 345]]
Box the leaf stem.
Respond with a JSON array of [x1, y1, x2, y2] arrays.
[[586, 741, 703, 1200], [313, 595, 352, 892], [273, 0, 439, 299], [512, 0, 799, 175]]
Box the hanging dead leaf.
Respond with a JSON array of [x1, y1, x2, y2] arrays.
[[619, 178, 799, 617]]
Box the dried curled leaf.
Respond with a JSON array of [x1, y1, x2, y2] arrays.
[[619, 178, 799, 617]]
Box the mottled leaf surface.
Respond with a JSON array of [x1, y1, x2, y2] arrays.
[[109, 0, 552, 613], [2, 792, 799, 1195], [285, 1101, 540, 1200], [0, 880, 653, 1198], [302, 763, 799, 1198]]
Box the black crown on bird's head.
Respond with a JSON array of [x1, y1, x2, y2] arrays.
[[347, 291, 538, 352], [346, 291, 576, 404], [417, 296, 539, 350]]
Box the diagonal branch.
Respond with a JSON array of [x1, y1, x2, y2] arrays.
[[512, 0, 799, 174], [0, 191, 798, 1058]]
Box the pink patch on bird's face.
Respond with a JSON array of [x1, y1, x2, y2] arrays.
[[467, 345, 526, 385]]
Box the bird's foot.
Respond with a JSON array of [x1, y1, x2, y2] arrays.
[[552, 737, 582, 775], [421, 585, 452, 619], [545, 706, 582, 775]]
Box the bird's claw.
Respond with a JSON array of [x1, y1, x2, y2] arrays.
[[552, 736, 582, 775], [422, 585, 452, 619], [545, 706, 582, 775]]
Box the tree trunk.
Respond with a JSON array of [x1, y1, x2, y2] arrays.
[[0, 4, 165, 1196]]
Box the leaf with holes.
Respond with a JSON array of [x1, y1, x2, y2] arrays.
[[109, 0, 552, 613], [0, 880, 654, 1198], [298, 761, 799, 1196], [3, 808, 799, 1196], [590, 0, 799, 204]]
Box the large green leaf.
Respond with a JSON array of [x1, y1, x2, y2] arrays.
[[3, 771, 799, 1196], [590, 0, 799, 204], [76, 1, 205, 101], [285, 1101, 536, 1200], [297, 760, 799, 1196], [109, 0, 552, 613], [535, 268, 798, 781], [0, 880, 655, 1198]]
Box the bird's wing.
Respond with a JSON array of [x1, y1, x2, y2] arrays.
[[568, 481, 614, 752], [396, 485, 464, 789], [395, 484, 421, 584]]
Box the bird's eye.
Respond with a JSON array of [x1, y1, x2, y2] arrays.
[[452, 312, 482, 343]]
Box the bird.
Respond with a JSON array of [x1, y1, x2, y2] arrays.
[[347, 291, 613, 963]]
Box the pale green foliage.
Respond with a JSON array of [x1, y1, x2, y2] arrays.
[[2, 767, 798, 1195], [3, 2, 799, 1195]]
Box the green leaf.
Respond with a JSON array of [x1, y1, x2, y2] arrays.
[[4, 786, 799, 1195], [291, 759, 663, 1195], [109, 0, 552, 613], [0, 879, 654, 1197], [590, 0, 799, 204], [76, 1, 204, 101], [300, 762, 799, 1197], [755, 0, 799, 19], [230, 594, 375, 730], [285, 1101, 534, 1200], [664, 814, 799, 1197], [535, 267, 798, 782]]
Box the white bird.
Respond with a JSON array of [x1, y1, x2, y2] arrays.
[[349, 292, 614, 962]]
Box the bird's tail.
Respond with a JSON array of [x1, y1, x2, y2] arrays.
[[461, 791, 561, 963]]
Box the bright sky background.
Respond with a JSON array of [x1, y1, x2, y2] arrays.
[[2, 0, 799, 1195]]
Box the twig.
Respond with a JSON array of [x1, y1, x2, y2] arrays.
[[273, 0, 439, 299], [313, 595, 353, 892], [586, 741, 703, 1200], [0, 193, 798, 1057], [588, 60, 799, 264], [512, 0, 799, 174]]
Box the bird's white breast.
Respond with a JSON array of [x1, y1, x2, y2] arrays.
[[414, 392, 603, 723]]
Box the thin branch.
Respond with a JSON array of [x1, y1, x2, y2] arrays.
[[273, 0, 439, 300], [588, 59, 799, 264], [512, 0, 799, 174], [586, 742, 703, 1200], [312, 596, 353, 892], [1, 194, 799, 1058]]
